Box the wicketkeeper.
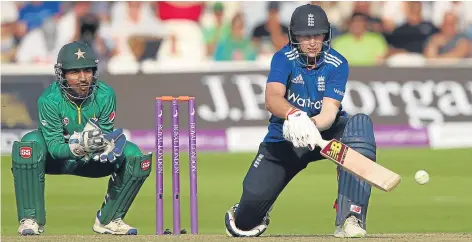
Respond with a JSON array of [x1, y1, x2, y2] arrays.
[[12, 41, 152, 235], [225, 4, 376, 238]]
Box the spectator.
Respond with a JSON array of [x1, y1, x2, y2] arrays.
[[241, 1, 302, 39], [214, 13, 256, 61], [15, 17, 59, 64], [110, 1, 167, 62], [424, 12, 471, 59], [156, 1, 204, 23], [17, 2, 113, 65], [77, 13, 113, 67], [17, 1, 61, 32], [154, 2, 206, 63], [431, 1, 471, 32], [91, 2, 115, 56], [202, 2, 231, 57], [466, 24, 472, 43], [381, 1, 433, 33], [1, 1, 18, 63], [55, 2, 92, 48], [251, 1, 289, 56], [333, 13, 388, 66], [386, 1, 438, 56], [351, 1, 383, 33], [311, 1, 353, 34]]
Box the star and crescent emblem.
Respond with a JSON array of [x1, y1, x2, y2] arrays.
[[75, 48, 85, 59]]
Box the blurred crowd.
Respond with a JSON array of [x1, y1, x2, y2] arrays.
[[2, 1, 472, 68]]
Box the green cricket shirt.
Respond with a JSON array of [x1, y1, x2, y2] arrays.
[[37, 81, 116, 160]]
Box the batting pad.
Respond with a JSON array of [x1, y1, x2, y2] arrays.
[[12, 141, 47, 225], [336, 114, 376, 228], [98, 153, 152, 225]]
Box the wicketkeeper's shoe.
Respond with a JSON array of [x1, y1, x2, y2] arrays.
[[18, 218, 44, 235], [333, 215, 366, 238], [92, 216, 137, 235]]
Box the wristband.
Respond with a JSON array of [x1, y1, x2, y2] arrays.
[[285, 107, 299, 119]]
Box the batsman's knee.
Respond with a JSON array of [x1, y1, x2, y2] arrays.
[[341, 113, 376, 161], [224, 204, 269, 237]]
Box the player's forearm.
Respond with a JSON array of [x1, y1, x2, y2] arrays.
[[47, 141, 75, 160], [311, 101, 339, 131], [265, 94, 297, 119], [98, 122, 113, 134]]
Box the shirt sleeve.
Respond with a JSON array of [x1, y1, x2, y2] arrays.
[[324, 61, 349, 102], [98, 89, 117, 134], [267, 51, 291, 85], [38, 97, 75, 160]]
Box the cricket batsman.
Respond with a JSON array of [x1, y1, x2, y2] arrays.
[[12, 41, 152, 235], [225, 4, 376, 238]]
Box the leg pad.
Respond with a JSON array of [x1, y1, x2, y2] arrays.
[[12, 141, 47, 226], [97, 153, 152, 224], [336, 114, 376, 228]]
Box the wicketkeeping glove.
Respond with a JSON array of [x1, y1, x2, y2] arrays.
[[69, 118, 106, 158], [92, 128, 127, 163]]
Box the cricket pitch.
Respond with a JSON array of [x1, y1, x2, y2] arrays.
[[2, 149, 472, 238], [3, 233, 472, 242]]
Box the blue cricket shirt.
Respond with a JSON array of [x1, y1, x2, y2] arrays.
[[263, 44, 349, 142]]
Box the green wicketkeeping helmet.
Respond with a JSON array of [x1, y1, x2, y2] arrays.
[[54, 41, 100, 100]]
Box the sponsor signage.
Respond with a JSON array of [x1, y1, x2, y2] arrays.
[[2, 67, 470, 130], [129, 129, 228, 152], [3, 123, 469, 155], [373, 125, 429, 147], [1, 129, 35, 154], [1, 129, 227, 155], [1, 78, 53, 129], [225, 125, 430, 152], [428, 122, 472, 149]]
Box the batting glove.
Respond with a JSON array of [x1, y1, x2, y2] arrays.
[[282, 108, 322, 150]]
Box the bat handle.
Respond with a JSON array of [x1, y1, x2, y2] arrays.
[[317, 139, 329, 149]]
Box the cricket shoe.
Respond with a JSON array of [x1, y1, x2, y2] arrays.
[[334, 215, 366, 238], [225, 203, 271, 237], [93, 216, 137, 235], [18, 218, 44, 235]]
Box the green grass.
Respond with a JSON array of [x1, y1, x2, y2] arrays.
[[2, 148, 472, 236]]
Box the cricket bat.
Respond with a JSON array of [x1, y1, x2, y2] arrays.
[[318, 139, 401, 192]]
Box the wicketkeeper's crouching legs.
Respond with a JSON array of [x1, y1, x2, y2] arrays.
[[12, 129, 152, 235], [92, 141, 152, 235], [334, 113, 376, 238]]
